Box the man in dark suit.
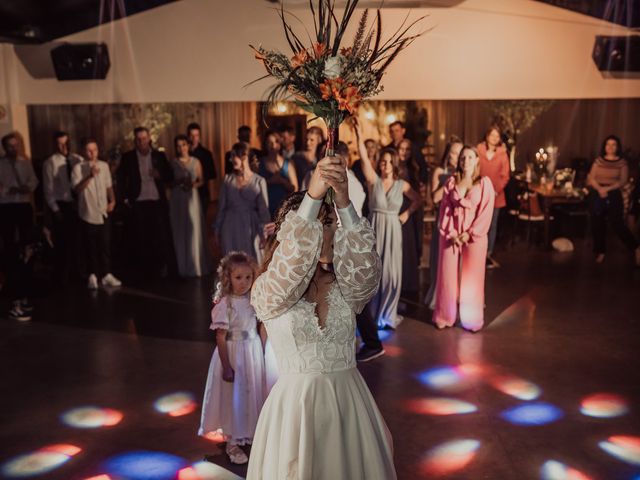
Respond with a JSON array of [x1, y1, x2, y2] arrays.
[[118, 126, 174, 277], [187, 122, 216, 213]]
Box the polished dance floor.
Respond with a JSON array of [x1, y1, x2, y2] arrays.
[[1, 240, 640, 480]]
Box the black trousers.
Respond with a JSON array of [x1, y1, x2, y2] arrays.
[[589, 189, 639, 254], [0, 203, 34, 298], [52, 201, 79, 283], [82, 219, 111, 277], [131, 200, 173, 275], [356, 304, 382, 351]]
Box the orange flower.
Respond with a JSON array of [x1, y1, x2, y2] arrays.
[[319, 80, 333, 100], [337, 85, 361, 114], [312, 42, 328, 58], [291, 49, 309, 68], [340, 46, 353, 57]]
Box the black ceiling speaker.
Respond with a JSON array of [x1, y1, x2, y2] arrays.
[[592, 35, 640, 78], [50, 43, 110, 80]]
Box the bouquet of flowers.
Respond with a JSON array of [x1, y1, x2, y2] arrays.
[[250, 0, 426, 198]]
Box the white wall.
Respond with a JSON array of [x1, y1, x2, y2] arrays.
[[2, 0, 639, 105]]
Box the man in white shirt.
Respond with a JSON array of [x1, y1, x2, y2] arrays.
[[42, 131, 83, 283], [72, 138, 121, 290], [0, 132, 39, 321], [118, 126, 174, 277]]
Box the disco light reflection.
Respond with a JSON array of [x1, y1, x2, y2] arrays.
[[154, 392, 197, 417], [177, 461, 244, 479], [540, 460, 592, 480], [598, 435, 640, 466], [580, 393, 629, 418], [500, 403, 563, 426], [420, 439, 480, 475], [489, 374, 541, 401], [61, 406, 123, 428], [416, 365, 480, 393], [406, 397, 477, 416], [103, 451, 188, 480], [1, 444, 81, 478]]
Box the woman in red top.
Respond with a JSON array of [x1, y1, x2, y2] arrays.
[[477, 126, 510, 268]]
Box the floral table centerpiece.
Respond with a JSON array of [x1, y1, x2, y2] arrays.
[[250, 0, 425, 201]]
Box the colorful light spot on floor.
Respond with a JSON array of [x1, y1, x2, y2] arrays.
[[154, 392, 197, 417], [406, 398, 477, 415], [82, 475, 113, 480], [383, 344, 403, 357], [420, 439, 480, 475], [377, 329, 394, 342], [416, 366, 473, 392], [489, 374, 541, 400], [1, 444, 81, 478], [540, 460, 592, 480], [580, 393, 629, 418], [103, 451, 187, 480], [599, 435, 640, 466], [178, 461, 243, 480], [202, 430, 226, 443], [500, 403, 563, 426], [61, 406, 123, 428]]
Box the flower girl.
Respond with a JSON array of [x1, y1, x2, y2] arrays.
[[199, 251, 268, 465]]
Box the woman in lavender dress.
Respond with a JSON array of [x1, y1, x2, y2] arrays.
[[214, 142, 270, 261]]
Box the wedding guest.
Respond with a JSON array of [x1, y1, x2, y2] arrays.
[[385, 121, 428, 184], [225, 126, 262, 175], [259, 131, 298, 218], [72, 138, 121, 290], [293, 127, 323, 188], [278, 125, 297, 161], [424, 138, 463, 308], [169, 135, 210, 277], [118, 126, 174, 277], [434, 146, 495, 332], [187, 122, 217, 213], [356, 125, 421, 329], [477, 125, 510, 269], [42, 131, 83, 284], [215, 142, 270, 261], [0, 133, 39, 319], [587, 135, 640, 266], [397, 138, 424, 297], [352, 139, 379, 190]]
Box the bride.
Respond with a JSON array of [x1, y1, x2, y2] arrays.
[[247, 155, 396, 479]]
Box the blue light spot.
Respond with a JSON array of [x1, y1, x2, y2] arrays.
[[416, 366, 465, 390], [501, 402, 563, 426], [103, 451, 187, 480]]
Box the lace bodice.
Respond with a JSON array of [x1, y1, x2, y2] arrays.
[[251, 195, 381, 374]]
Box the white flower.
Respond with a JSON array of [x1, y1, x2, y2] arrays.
[[323, 56, 342, 79]]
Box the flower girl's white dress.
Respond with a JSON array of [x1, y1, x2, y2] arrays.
[[247, 195, 396, 480], [199, 294, 267, 445]]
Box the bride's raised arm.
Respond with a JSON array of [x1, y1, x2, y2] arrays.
[[251, 195, 323, 320], [333, 204, 381, 313]]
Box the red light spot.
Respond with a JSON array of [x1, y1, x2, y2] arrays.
[[41, 444, 82, 456]]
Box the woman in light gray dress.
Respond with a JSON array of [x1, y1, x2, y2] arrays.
[[357, 129, 422, 329], [169, 135, 211, 277], [214, 142, 270, 261]]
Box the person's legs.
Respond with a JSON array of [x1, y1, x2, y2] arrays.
[[459, 238, 488, 332], [589, 192, 607, 255], [97, 220, 111, 278], [83, 221, 99, 277], [487, 207, 501, 256], [356, 304, 383, 354], [608, 189, 639, 251], [433, 236, 459, 328]]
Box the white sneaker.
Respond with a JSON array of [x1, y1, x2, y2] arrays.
[[87, 274, 98, 290], [101, 273, 122, 287]]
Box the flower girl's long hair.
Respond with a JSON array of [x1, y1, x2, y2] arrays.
[[212, 251, 259, 304]]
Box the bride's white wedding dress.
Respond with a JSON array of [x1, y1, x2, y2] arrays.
[[247, 195, 396, 480]]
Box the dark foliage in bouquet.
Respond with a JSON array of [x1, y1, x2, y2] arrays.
[[249, 1, 427, 128]]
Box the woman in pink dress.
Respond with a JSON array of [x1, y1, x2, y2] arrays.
[[434, 146, 495, 332]]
